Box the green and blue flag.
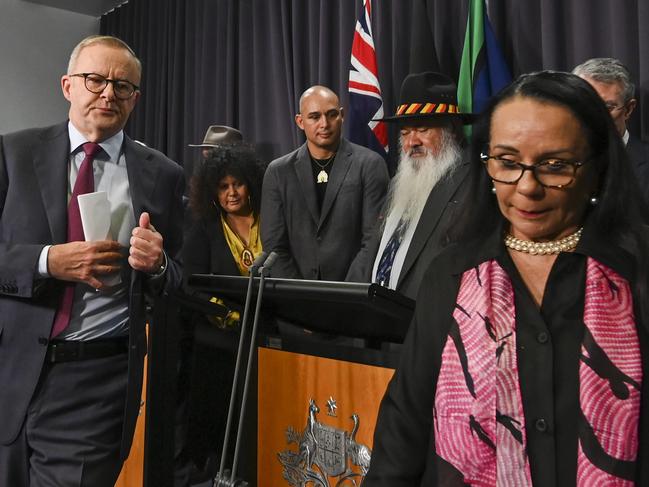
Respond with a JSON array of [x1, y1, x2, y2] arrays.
[[457, 0, 511, 117]]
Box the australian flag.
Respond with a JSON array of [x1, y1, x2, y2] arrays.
[[347, 0, 388, 158]]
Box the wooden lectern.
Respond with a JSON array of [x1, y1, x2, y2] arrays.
[[139, 276, 414, 486], [187, 275, 414, 486]]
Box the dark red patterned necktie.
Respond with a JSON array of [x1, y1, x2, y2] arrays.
[[50, 142, 102, 338]]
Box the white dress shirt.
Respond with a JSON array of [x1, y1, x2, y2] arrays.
[[38, 122, 135, 339]]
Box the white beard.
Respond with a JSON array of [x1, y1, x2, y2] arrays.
[[383, 130, 462, 228]]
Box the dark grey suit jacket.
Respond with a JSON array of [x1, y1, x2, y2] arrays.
[[260, 138, 389, 281], [346, 162, 470, 300], [627, 134, 649, 205], [0, 122, 184, 459]]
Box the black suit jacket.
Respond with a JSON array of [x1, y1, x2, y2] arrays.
[[260, 138, 389, 281], [0, 122, 184, 458], [182, 209, 240, 280], [627, 134, 649, 205], [346, 163, 470, 300]]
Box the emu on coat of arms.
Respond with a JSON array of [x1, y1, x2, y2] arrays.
[[277, 399, 372, 486]]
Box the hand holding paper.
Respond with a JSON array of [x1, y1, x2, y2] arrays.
[[47, 240, 123, 290]]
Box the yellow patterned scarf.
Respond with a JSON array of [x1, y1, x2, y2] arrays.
[[221, 213, 263, 276]]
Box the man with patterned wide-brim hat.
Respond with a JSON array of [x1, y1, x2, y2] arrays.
[[347, 71, 474, 301]]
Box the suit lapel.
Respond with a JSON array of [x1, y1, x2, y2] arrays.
[[33, 123, 70, 243], [123, 137, 160, 305], [627, 136, 648, 168], [124, 136, 159, 220], [293, 144, 320, 225], [397, 163, 468, 287], [210, 214, 241, 275], [318, 139, 352, 229]]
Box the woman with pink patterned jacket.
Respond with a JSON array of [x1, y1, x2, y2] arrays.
[[365, 71, 649, 487]]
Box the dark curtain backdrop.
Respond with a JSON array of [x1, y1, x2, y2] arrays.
[[100, 0, 649, 181]]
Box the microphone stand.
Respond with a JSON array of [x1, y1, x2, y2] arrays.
[[214, 252, 277, 487], [213, 252, 267, 487]]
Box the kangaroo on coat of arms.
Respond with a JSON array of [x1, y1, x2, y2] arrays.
[[277, 398, 372, 486]]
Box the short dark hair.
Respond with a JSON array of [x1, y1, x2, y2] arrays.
[[188, 144, 265, 220]]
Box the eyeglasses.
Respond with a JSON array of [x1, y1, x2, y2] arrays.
[[480, 153, 587, 188], [69, 73, 139, 100], [604, 102, 626, 113]]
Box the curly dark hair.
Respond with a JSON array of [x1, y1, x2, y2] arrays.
[[188, 144, 265, 220]]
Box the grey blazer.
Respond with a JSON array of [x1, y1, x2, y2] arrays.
[[346, 162, 470, 300], [0, 122, 185, 459], [260, 138, 389, 281]]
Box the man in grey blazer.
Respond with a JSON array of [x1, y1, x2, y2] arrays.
[[346, 72, 473, 300], [0, 36, 184, 486], [261, 85, 389, 280]]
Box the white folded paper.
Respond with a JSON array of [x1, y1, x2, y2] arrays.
[[77, 191, 121, 286]]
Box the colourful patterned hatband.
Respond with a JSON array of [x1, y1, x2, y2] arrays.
[[396, 102, 461, 116], [376, 72, 474, 123]]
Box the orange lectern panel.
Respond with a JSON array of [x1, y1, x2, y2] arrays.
[[258, 347, 394, 486], [114, 350, 147, 487]]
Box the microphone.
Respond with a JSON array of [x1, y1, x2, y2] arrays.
[[257, 251, 278, 276], [249, 251, 268, 275], [214, 251, 268, 487]]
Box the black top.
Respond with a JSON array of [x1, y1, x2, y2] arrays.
[[499, 247, 585, 485], [364, 221, 649, 486], [309, 153, 336, 210], [182, 209, 240, 285]]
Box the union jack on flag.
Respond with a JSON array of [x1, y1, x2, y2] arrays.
[[347, 0, 388, 157]]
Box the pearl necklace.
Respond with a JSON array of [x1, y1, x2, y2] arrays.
[[504, 227, 583, 255]]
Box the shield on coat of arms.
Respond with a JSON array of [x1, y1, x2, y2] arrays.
[[313, 422, 347, 476]]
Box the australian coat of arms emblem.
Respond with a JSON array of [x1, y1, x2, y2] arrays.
[[277, 398, 372, 486]]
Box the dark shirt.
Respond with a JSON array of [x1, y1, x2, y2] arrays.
[[364, 222, 649, 486], [309, 154, 336, 210], [499, 249, 585, 486]]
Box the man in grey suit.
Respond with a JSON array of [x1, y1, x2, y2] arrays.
[[347, 72, 473, 300], [261, 85, 389, 280], [0, 36, 184, 486], [573, 57, 649, 204]]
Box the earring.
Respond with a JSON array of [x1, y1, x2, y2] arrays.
[[589, 196, 599, 206], [491, 186, 497, 194]]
